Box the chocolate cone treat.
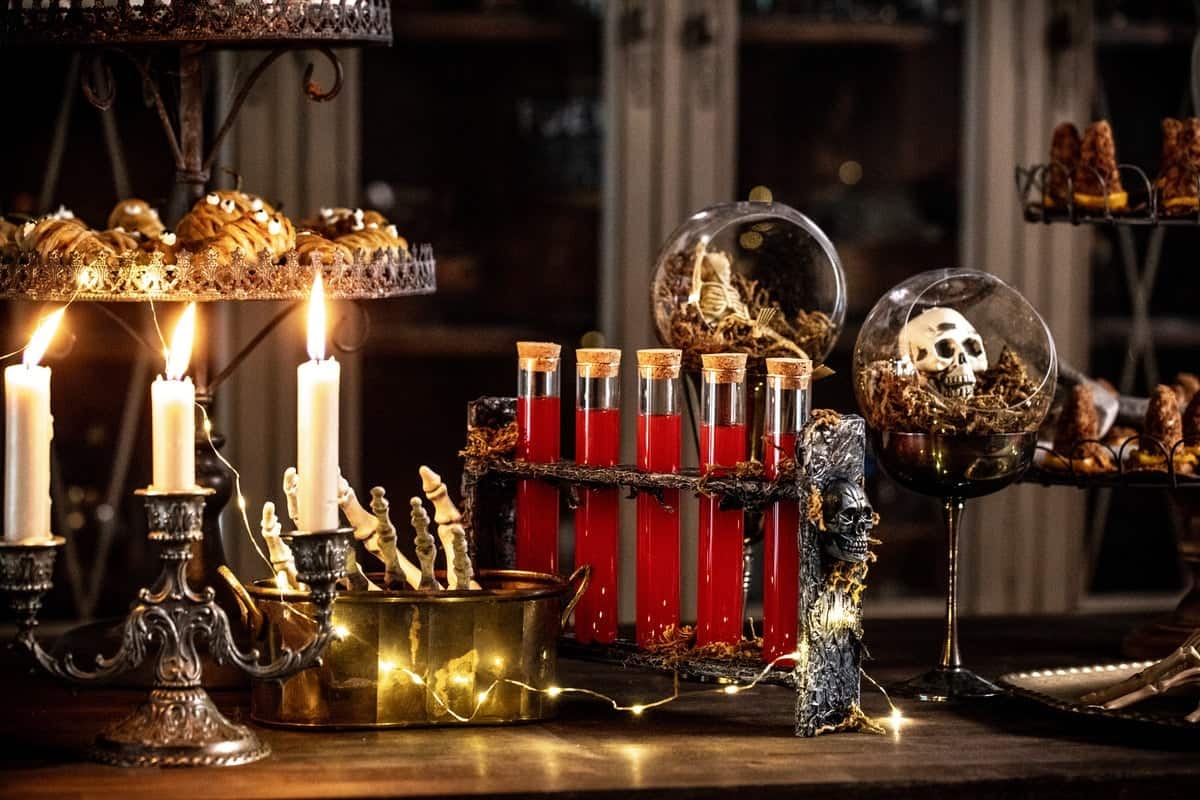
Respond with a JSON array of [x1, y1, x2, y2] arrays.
[[1135, 384, 1185, 469], [1185, 392, 1200, 442], [1046, 122, 1080, 206], [1179, 392, 1200, 472], [1073, 121, 1127, 211], [1049, 384, 1114, 473], [1176, 372, 1200, 405], [1159, 117, 1200, 215]]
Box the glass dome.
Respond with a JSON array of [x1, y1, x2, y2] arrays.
[[853, 269, 1057, 436], [650, 195, 846, 372]]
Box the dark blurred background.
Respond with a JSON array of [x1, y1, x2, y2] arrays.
[[1, 0, 1196, 625]]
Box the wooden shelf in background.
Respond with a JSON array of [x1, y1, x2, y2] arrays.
[[393, 12, 598, 43], [740, 19, 945, 47]]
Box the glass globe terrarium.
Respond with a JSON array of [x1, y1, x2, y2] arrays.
[[853, 268, 1057, 702], [651, 192, 846, 373]]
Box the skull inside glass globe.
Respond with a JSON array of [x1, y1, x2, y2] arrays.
[[650, 197, 846, 372], [852, 269, 1057, 436]]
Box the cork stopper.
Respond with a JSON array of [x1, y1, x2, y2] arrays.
[[516, 341, 561, 372], [701, 352, 748, 383], [637, 348, 682, 380], [766, 357, 812, 390], [576, 347, 622, 378]]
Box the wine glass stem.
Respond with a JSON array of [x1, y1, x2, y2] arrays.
[[940, 497, 965, 670]]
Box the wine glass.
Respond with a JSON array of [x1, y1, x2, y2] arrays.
[[872, 430, 1036, 700], [854, 269, 1057, 702]]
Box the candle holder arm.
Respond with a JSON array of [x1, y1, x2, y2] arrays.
[[0, 536, 150, 684]]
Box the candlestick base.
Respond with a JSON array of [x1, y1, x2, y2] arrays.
[[0, 490, 352, 768], [91, 687, 269, 768]]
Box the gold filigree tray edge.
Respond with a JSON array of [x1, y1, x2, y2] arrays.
[[0, 243, 436, 302]]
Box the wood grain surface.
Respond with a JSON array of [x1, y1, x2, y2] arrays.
[[0, 614, 1196, 799]]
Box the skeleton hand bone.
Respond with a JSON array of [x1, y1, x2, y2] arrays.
[[339, 476, 421, 590], [1081, 629, 1200, 723]]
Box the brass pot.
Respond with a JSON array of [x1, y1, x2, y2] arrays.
[[233, 567, 590, 728]]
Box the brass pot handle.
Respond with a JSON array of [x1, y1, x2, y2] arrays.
[[561, 564, 592, 628], [218, 565, 264, 639]]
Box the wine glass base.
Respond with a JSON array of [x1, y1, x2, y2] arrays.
[[890, 666, 1001, 703]]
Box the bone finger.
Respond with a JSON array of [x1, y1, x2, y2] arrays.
[[419, 466, 463, 526], [437, 525, 458, 589], [1082, 659, 1178, 705], [1082, 647, 1199, 705], [1104, 665, 1200, 712]]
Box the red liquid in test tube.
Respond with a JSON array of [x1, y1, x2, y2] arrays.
[[696, 352, 748, 647], [573, 348, 622, 644], [635, 348, 683, 646], [515, 341, 561, 575], [761, 357, 812, 664]]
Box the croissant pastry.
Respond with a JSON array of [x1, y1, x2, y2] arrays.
[[97, 227, 140, 252], [21, 217, 116, 265], [0, 218, 18, 252], [177, 191, 293, 262], [295, 230, 353, 265], [140, 231, 178, 265], [107, 198, 165, 240], [300, 207, 361, 238]]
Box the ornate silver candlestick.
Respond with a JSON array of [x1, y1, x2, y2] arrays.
[[0, 487, 352, 767]]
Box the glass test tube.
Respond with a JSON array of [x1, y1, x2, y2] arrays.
[[516, 341, 561, 574], [761, 357, 812, 664], [697, 352, 748, 647], [573, 348, 622, 644], [635, 348, 682, 646]]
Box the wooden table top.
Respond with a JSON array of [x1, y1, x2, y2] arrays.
[[0, 613, 1197, 799]]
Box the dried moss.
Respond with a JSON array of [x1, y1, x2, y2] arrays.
[[857, 347, 1044, 435]]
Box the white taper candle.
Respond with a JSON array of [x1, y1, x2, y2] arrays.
[[4, 309, 64, 542], [151, 304, 196, 491], [297, 274, 340, 531]]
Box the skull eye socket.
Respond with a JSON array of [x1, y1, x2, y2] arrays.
[[964, 337, 984, 358], [934, 338, 956, 359]]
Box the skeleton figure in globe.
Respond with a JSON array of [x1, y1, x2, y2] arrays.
[[821, 479, 873, 563], [687, 244, 809, 358], [897, 308, 988, 399]]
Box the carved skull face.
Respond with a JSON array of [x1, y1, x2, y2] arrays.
[[898, 307, 987, 399], [821, 479, 873, 563]]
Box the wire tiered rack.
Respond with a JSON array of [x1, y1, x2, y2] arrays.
[[1015, 159, 1200, 658]]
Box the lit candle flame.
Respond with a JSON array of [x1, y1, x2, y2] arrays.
[[164, 303, 196, 381], [22, 308, 65, 368], [307, 273, 326, 361]]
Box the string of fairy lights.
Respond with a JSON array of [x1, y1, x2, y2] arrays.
[[354, 621, 906, 731], [7, 300, 908, 735]]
